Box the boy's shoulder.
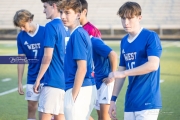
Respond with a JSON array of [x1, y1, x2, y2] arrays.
[[73, 26, 87, 35], [45, 19, 63, 27]]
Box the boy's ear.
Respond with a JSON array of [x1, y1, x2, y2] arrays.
[[139, 15, 142, 21], [77, 13, 81, 19], [29, 19, 32, 23], [52, 3, 57, 9], [83, 9, 88, 15]]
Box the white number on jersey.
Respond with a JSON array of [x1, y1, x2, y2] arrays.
[[128, 62, 135, 69], [33, 50, 38, 58]]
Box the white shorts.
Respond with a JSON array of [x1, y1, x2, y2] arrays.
[[25, 84, 43, 101], [95, 81, 114, 110], [38, 86, 65, 115], [124, 109, 160, 120], [64, 85, 97, 120]]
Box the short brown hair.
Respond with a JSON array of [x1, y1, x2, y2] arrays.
[[59, 0, 82, 13], [41, 0, 62, 12], [13, 9, 34, 27], [117, 1, 141, 18]]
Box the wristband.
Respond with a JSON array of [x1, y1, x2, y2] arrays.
[[111, 95, 117, 102]]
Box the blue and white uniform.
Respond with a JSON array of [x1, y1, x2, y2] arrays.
[[91, 37, 114, 110], [38, 18, 69, 115], [64, 26, 95, 90], [17, 24, 45, 84], [17, 24, 45, 100], [64, 26, 97, 120], [43, 18, 68, 90], [120, 28, 162, 112], [91, 37, 112, 89]]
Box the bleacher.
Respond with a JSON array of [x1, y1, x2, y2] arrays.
[[88, 0, 180, 39], [0, 0, 49, 29], [0, 0, 180, 40]]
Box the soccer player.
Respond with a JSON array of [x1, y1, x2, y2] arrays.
[[13, 9, 45, 120], [90, 36, 118, 120], [79, 0, 101, 84], [33, 0, 69, 120], [79, 0, 101, 38], [79, 1, 117, 119], [108, 1, 162, 120], [60, 0, 97, 119]]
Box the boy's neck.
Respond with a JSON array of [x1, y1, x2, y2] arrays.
[[51, 12, 60, 20], [81, 17, 88, 26], [69, 22, 81, 33], [29, 23, 37, 34], [128, 26, 142, 39]]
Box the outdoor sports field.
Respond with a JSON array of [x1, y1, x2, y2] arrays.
[[0, 40, 180, 120]]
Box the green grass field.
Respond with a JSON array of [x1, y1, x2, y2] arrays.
[[0, 40, 180, 120]]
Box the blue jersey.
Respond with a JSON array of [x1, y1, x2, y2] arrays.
[[91, 37, 112, 89], [64, 26, 95, 91], [43, 18, 69, 90], [120, 28, 162, 112], [17, 25, 45, 84]]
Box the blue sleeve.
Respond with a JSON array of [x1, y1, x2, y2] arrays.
[[72, 33, 88, 60], [146, 32, 162, 58], [92, 37, 112, 58], [17, 34, 24, 54], [44, 23, 56, 48], [119, 39, 126, 67]]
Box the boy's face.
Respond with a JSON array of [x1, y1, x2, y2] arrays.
[[60, 8, 80, 29], [43, 2, 54, 19], [19, 21, 31, 33], [121, 15, 142, 33]]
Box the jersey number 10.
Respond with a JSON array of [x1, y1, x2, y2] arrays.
[[128, 62, 135, 69]]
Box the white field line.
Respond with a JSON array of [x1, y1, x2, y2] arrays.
[[1, 78, 12, 82], [0, 85, 26, 96], [160, 80, 164, 83]]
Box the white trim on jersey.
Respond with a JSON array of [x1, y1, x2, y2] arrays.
[[70, 25, 81, 35], [128, 27, 143, 43], [27, 24, 39, 37]]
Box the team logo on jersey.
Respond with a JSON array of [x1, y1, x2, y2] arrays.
[[102, 97, 107, 100], [24, 41, 28, 45], [122, 49, 125, 54], [25, 43, 41, 50]]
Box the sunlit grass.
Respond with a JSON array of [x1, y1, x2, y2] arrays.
[[0, 41, 180, 120]]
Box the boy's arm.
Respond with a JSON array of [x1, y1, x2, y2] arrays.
[[72, 60, 87, 101], [125, 56, 160, 76], [109, 66, 126, 119], [109, 51, 118, 72], [17, 54, 25, 95], [111, 56, 160, 79], [103, 51, 118, 84], [33, 47, 53, 93], [111, 66, 126, 97]]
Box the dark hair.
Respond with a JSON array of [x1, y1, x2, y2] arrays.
[[41, 0, 59, 4], [41, 0, 62, 11], [13, 9, 34, 27], [60, 0, 82, 13], [79, 0, 88, 11], [117, 1, 141, 18]]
